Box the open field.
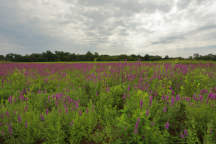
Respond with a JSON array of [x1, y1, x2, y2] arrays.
[[0, 61, 216, 144]]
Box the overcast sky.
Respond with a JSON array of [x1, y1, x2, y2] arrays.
[[0, 0, 216, 57]]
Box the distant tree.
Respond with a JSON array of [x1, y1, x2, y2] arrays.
[[164, 55, 169, 59], [0, 55, 4, 61], [2, 50, 215, 62], [144, 54, 150, 61], [193, 53, 200, 59], [85, 51, 94, 61], [5, 53, 22, 61], [42, 50, 56, 61]]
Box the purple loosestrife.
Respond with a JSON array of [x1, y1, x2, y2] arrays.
[[165, 122, 169, 130], [176, 94, 180, 102], [25, 121, 28, 128], [193, 94, 198, 101], [146, 109, 149, 116], [106, 87, 110, 92], [128, 85, 130, 91], [19, 94, 25, 101], [171, 96, 175, 105], [171, 90, 175, 95], [8, 96, 13, 104], [79, 110, 82, 116], [37, 90, 41, 94], [55, 101, 59, 107], [75, 101, 79, 109], [149, 96, 153, 106], [151, 121, 155, 127], [65, 107, 68, 113], [46, 108, 49, 115], [86, 108, 88, 114], [122, 93, 126, 100], [134, 117, 140, 134], [18, 115, 22, 123], [163, 106, 167, 113], [8, 124, 12, 135], [185, 97, 191, 102], [140, 100, 143, 109], [184, 129, 188, 136], [40, 114, 45, 121], [5, 111, 9, 117], [166, 96, 169, 101], [24, 105, 28, 112], [200, 89, 208, 95]]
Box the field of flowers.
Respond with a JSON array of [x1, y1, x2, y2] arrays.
[[0, 61, 216, 144]]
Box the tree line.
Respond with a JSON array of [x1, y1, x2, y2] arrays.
[[0, 51, 215, 62]]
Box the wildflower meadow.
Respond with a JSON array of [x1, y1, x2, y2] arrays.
[[0, 61, 216, 144]]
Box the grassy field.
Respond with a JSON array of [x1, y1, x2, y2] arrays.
[[0, 61, 216, 144]]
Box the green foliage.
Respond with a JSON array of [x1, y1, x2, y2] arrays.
[[0, 62, 216, 143]]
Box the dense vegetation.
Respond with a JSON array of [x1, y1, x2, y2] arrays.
[[0, 51, 216, 62], [0, 62, 216, 144]]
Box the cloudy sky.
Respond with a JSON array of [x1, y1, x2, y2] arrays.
[[0, 0, 216, 57]]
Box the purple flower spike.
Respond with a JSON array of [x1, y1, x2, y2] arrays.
[[8, 124, 12, 135], [40, 114, 45, 121], [65, 107, 68, 113], [122, 94, 126, 100], [5, 111, 9, 117], [171, 96, 175, 105], [79, 110, 82, 116], [166, 96, 169, 101], [18, 115, 22, 123], [146, 109, 149, 116], [46, 109, 49, 115], [19, 94, 25, 101], [180, 133, 184, 139], [25, 121, 28, 128], [134, 117, 140, 134], [165, 121, 169, 130], [163, 106, 167, 112], [140, 100, 143, 109], [149, 96, 153, 106], [106, 87, 110, 92], [184, 129, 188, 136], [199, 95, 203, 102], [8, 96, 13, 104], [128, 86, 130, 91], [176, 94, 180, 101], [24, 105, 28, 112], [200, 89, 208, 95]]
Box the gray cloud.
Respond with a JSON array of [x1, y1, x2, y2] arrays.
[[151, 24, 216, 45], [0, 0, 216, 57]]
